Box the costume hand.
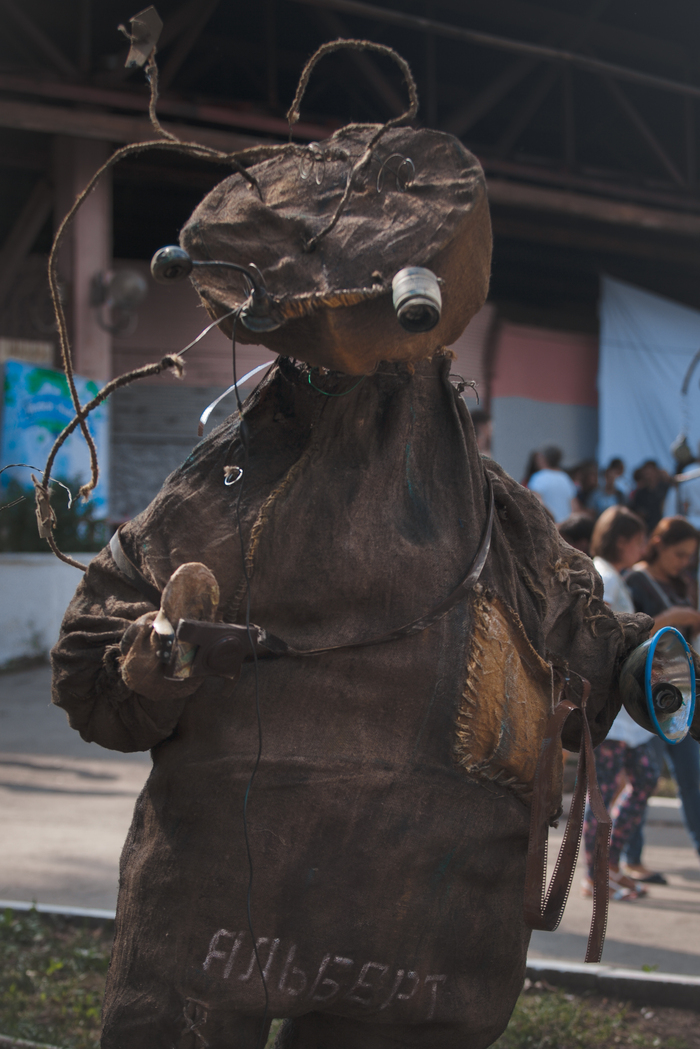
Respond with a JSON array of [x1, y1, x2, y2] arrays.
[[119, 612, 188, 698], [119, 562, 220, 695]]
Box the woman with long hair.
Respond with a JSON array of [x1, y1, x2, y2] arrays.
[[623, 517, 700, 877], [582, 507, 657, 900], [626, 516, 700, 634]]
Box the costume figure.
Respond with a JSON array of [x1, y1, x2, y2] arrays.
[[48, 36, 696, 1049]]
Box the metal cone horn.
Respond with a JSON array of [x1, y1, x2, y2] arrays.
[[619, 626, 696, 744]]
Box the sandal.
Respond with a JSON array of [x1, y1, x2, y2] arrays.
[[622, 864, 668, 885], [609, 867, 647, 897], [581, 874, 642, 902]]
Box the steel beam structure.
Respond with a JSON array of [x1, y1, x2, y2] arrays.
[[290, 0, 700, 102]]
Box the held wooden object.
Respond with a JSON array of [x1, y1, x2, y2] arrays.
[[161, 563, 220, 678], [120, 563, 220, 691]]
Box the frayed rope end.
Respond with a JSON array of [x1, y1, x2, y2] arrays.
[[161, 353, 186, 379], [31, 474, 55, 539]]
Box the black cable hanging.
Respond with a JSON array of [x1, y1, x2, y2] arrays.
[[230, 315, 269, 1049]]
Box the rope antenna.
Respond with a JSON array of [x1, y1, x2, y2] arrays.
[[33, 26, 419, 568], [34, 7, 262, 570], [287, 39, 419, 251]]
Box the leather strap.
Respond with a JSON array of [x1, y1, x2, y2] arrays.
[[524, 676, 612, 964], [171, 474, 495, 676], [301, 472, 495, 656], [110, 529, 162, 608], [173, 619, 279, 680]]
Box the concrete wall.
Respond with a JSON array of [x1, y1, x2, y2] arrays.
[[490, 322, 599, 481], [491, 398, 598, 483], [110, 381, 268, 522], [0, 553, 93, 669]]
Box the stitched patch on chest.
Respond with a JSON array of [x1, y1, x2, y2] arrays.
[[455, 589, 558, 803]]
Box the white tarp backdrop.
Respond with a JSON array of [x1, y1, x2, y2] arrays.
[[599, 276, 700, 478]]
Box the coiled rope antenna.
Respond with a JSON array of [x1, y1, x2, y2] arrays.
[[38, 42, 263, 568], [287, 38, 419, 250], [35, 27, 419, 569]]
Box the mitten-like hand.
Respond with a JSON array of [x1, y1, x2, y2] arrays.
[[120, 563, 220, 697]]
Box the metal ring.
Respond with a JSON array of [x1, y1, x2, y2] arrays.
[[299, 142, 326, 184], [395, 156, 415, 190], [224, 466, 243, 486], [377, 153, 415, 192]]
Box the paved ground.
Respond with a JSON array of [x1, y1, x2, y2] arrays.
[[1, 666, 699, 974], [0, 666, 149, 911], [529, 815, 700, 975]]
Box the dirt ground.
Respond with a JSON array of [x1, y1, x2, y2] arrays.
[[513, 979, 700, 1049]]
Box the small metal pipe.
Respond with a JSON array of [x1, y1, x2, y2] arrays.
[[150, 246, 282, 332]]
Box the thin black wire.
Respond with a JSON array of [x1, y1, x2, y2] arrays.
[[231, 312, 269, 1048]]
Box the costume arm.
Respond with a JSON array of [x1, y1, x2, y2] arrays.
[[51, 544, 199, 753], [541, 528, 652, 748], [484, 462, 653, 750]]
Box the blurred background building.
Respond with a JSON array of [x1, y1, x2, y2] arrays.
[[1, 0, 700, 519]]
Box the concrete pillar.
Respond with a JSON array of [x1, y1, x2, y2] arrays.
[[52, 137, 112, 382]]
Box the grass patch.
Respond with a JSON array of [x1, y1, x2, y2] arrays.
[[1, 914, 695, 1049], [654, 775, 678, 798], [266, 1019, 283, 1046], [0, 909, 111, 1049], [493, 981, 691, 1049]]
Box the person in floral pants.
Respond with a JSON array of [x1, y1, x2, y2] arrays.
[[585, 506, 659, 900], [583, 738, 659, 899]]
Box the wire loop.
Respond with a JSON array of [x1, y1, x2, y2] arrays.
[[376, 153, 415, 192], [286, 39, 420, 252], [299, 142, 327, 184]]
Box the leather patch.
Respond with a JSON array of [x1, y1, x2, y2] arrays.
[[456, 589, 559, 803]]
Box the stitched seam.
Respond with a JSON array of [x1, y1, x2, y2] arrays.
[[225, 434, 321, 622], [455, 588, 550, 804]]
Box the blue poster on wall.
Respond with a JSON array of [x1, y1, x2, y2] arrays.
[[0, 359, 109, 515]]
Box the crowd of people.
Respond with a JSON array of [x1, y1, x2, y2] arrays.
[[467, 408, 700, 902], [519, 441, 700, 903], [520, 444, 700, 541]]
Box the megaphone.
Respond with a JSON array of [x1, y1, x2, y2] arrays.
[[620, 627, 696, 744]]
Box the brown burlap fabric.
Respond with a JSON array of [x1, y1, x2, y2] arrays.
[[181, 126, 491, 374], [52, 356, 651, 1048]]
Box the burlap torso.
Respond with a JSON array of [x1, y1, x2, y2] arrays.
[[52, 358, 648, 1048]]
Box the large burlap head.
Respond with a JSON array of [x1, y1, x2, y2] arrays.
[[181, 123, 492, 375]]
